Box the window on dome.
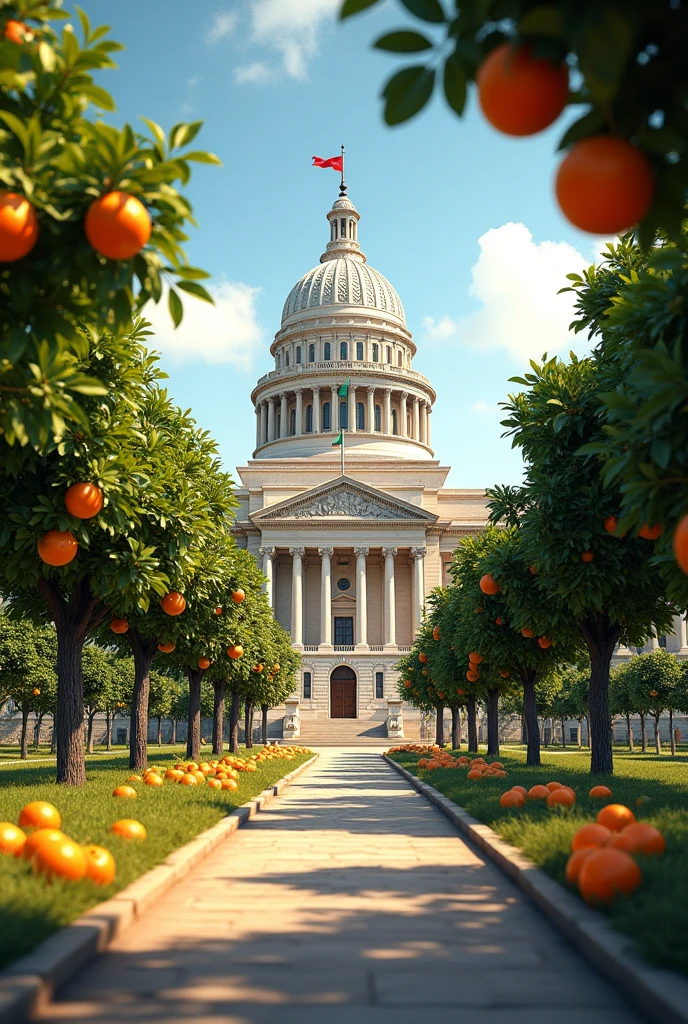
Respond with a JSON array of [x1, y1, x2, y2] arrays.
[[290, 409, 296, 436], [340, 402, 348, 430], [392, 409, 398, 435], [340, 341, 348, 360], [372, 343, 379, 362], [332, 220, 337, 240], [356, 402, 365, 430], [374, 404, 381, 432], [323, 402, 331, 430], [386, 346, 392, 363], [276, 411, 281, 437], [324, 341, 331, 360], [286, 352, 290, 367], [349, 220, 354, 239], [407, 413, 411, 436], [397, 351, 403, 366], [340, 218, 346, 238], [305, 404, 313, 433], [308, 343, 315, 363], [276, 352, 281, 368], [296, 346, 301, 364], [356, 341, 363, 361]]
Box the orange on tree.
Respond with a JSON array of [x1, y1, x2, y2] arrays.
[[215, 606, 222, 615], [571, 823, 612, 851], [158, 642, 175, 653], [673, 515, 688, 575], [603, 516, 619, 535], [432, 625, 440, 640], [110, 618, 129, 634], [161, 591, 186, 616], [110, 819, 147, 840], [227, 644, 243, 660], [37, 529, 78, 566], [528, 565, 537, 575], [580, 551, 594, 563], [0, 192, 39, 262], [479, 573, 500, 595], [419, 651, 428, 663], [4, 20, 33, 43], [468, 651, 483, 664], [34, 836, 87, 882], [537, 636, 551, 649], [638, 523, 662, 540], [83, 845, 116, 885], [565, 848, 595, 885], [520, 627, 534, 638], [231, 589, 245, 603], [18, 801, 61, 831], [64, 482, 103, 519], [198, 657, 211, 670], [85, 191, 152, 260], [577, 848, 641, 905], [476, 43, 569, 137], [555, 136, 654, 235], [495, 616, 504, 625], [597, 804, 636, 832], [0, 823, 26, 857], [32, 688, 40, 695]]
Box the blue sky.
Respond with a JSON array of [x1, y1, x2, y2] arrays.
[[80, 0, 606, 488]]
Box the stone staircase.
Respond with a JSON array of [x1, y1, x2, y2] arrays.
[[296, 715, 420, 747]]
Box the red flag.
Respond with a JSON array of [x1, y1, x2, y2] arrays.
[[312, 155, 343, 172]]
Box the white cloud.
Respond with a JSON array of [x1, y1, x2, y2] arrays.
[[470, 401, 492, 415], [206, 10, 239, 46], [144, 281, 265, 369], [234, 61, 275, 85], [423, 222, 590, 362]]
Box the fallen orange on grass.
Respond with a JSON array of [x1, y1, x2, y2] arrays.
[[589, 785, 612, 799], [596, 804, 635, 832], [83, 844, 116, 886], [110, 819, 147, 841], [547, 787, 576, 808], [527, 785, 550, 801], [565, 848, 595, 885], [22, 829, 65, 861], [112, 785, 137, 799], [18, 801, 62, 831], [577, 848, 641, 905], [33, 837, 86, 882], [0, 823, 26, 857], [500, 790, 525, 809], [571, 823, 612, 851], [607, 823, 665, 856]]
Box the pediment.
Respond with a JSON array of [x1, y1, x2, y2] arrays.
[[251, 476, 437, 525]]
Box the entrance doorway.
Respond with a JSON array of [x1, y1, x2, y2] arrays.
[[330, 665, 357, 718]]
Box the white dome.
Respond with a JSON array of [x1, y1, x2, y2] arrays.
[[281, 258, 405, 325]]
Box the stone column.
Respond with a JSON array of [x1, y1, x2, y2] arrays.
[[383, 546, 397, 648], [295, 389, 304, 436], [367, 387, 375, 433], [255, 406, 261, 448], [279, 393, 287, 438], [289, 547, 305, 648], [400, 392, 408, 437], [259, 546, 276, 608], [330, 386, 338, 431], [258, 402, 266, 447], [312, 386, 321, 434], [318, 547, 333, 648], [412, 396, 420, 440], [354, 547, 369, 648], [427, 404, 432, 447], [348, 385, 357, 433], [267, 398, 275, 443], [420, 402, 428, 444], [383, 388, 392, 435], [410, 547, 426, 632], [677, 613, 688, 651]]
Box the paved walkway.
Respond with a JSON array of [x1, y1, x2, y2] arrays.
[[40, 749, 642, 1024]]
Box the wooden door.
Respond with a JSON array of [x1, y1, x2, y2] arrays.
[[330, 667, 357, 718]]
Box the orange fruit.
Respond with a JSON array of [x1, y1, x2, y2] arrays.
[[467, 769, 483, 780], [109, 819, 147, 840], [220, 778, 238, 791], [198, 657, 211, 670], [498, 669, 510, 679], [603, 516, 618, 534], [548, 787, 576, 807], [527, 785, 550, 801], [34, 836, 86, 882], [432, 625, 440, 640], [546, 782, 563, 792], [85, 191, 151, 259], [672, 514, 688, 574], [565, 847, 595, 885], [580, 551, 594, 563], [609, 823, 665, 856], [64, 482, 103, 519], [495, 616, 504, 625], [538, 636, 552, 649], [22, 829, 65, 861], [500, 790, 525, 809], [126, 775, 141, 782], [638, 522, 662, 540], [577, 848, 641, 905], [468, 652, 483, 664], [110, 618, 128, 634], [596, 804, 635, 832], [231, 589, 245, 603], [227, 645, 244, 660], [18, 800, 61, 831], [179, 773, 197, 786], [479, 573, 500, 595], [4, 20, 33, 44], [0, 191, 39, 261], [37, 529, 78, 566], [158, 642, 175, 653], [511, 785, 527, 796], [0, 823, 26, 857], [521, 627, 534, 638], [477, 42, 568, 136], [144, 773, 163, 787], [528, 565, 538, 575], [207, 778, 222, 790], [161, 591, 186, 616], [556, 136, 654, 234], [589, 785, 612, 799], [466, 670, 479, 682], [112, 785, 137, 799], [419, 652, 428, 664], [571, 823, 612, 851], [83, 844, 116, 885]]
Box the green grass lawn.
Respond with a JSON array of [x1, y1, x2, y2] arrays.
[[389, 746, 688, 975], [0, 746, 313, 969]]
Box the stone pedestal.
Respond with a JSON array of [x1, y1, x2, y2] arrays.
[[283, 698, 301, 739], [386, 697, 404, 739]]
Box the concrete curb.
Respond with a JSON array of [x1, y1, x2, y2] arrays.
[[0, 752, 319, 1024], [384, 754, 688, 1024]]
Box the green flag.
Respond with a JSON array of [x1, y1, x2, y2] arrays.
[[332, 432, 343, 446], [338, 379, 350, 398]]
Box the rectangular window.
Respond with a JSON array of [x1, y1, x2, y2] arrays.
[[340, 401, 348, 429], [323, 401, 331, 430], [356, 341, 363, 360], [374, 404, 381, 431], [569, 727, 578, 743], [296, 346, 302, 364], [286, 352, 290, 367], [116, 727, 127, 745], [356, 402, 365, 430], [324, 342, 331, 360], [375, 671, 384, 699], [372, 343, 379, 362], [303, 671, 312, 699], [341, 217, 346, 238], [340, 341, 348, 360], [309, 343, 315, 362], [334, 617, 354, 645]]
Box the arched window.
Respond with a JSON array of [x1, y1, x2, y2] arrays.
[[324, 341, 331, 360], [356, 341, 363, 361], [356, 402, 365, 430], [308, 343, 315, 363], [305, 404, 313, 433], [397, 350, 403, 366], [340, 341, 348, 360], [276, 352, 281, 368], [374, 404, 381, 432], [296, 345, 302, 364], [391, 409, 398, 435], [323, 402, 331, 430], [372, 343, 379, 362], [285, 351, 290, 367], [333, 220, 337, 239], [339, 401, 348, 429], [386, 345, 392, 363], [340, 217, 346, 238], [289, 409, 296, 436]]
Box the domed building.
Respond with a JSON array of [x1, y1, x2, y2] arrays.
[[232, 186, 491, 742]]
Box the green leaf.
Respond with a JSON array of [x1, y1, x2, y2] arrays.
[[519, 5, 563, 37], [140, 117, 166, 149], [176, 280, 214, 303], [169, 121, 203, 150], [383, 66, 435, 126], [168, 288, 183, 328], [399, 0, 445, 23], [556, 108, 605, 151], [374, 31, 433, 53], [80, 84, 116, 111], [37, 41, 56, 72], [443, 50, 467, 116], [340, 0, 382, 18], [182, 150, 222, 165]]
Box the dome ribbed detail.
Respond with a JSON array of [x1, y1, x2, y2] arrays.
[[281, 258, 405, 324]]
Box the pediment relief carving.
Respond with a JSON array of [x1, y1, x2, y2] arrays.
[[258, 486, 427, 522]]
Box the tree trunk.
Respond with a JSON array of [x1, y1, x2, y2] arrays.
[[626, 712, 634, 752], [212, 681, 226, 755], [520, 714, 527, 744], [435, 705, 444, 746], [576, 718, 582, 747], [105, 709, 112, 750], [172, 718, 178, 745], [229, 687, 240, 753], [640, 712, 647, 752], [466, 697, 478, 753], [670, 709, 676, 756], [33, 711, 44, 748], [486, 688, 499, 756], [20, 708, 29, 760], [126, 629, 159, 771], [156, 716, 162, 746], [245, 701, 254, 749], [87, 710, 96, 754], [451, 706, 460, 750], [186, 668, 203, 761], [50, 722, 57, 754], [261, 704, 269, 745], [580, 615, 618, 775], [520, 669, 541, 767], [561, 717, 566, 749], [654, 713, 661, 754]]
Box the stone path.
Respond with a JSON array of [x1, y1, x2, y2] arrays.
[[39, 749, 643, 1024]]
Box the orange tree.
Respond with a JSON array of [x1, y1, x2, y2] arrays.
[[0, 1, 218, 450], [623, 649, 682, 755], [341, 0, 687, 241], [237, 621, 299, 749], [147, 668, 181, 748], [491, 355, 675, 774], [0, 615, 56, 757], [81, 642, 118, 754]]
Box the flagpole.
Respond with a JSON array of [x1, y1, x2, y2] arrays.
[[340, 143, 346, 196], [341, 423, 345, 476]]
